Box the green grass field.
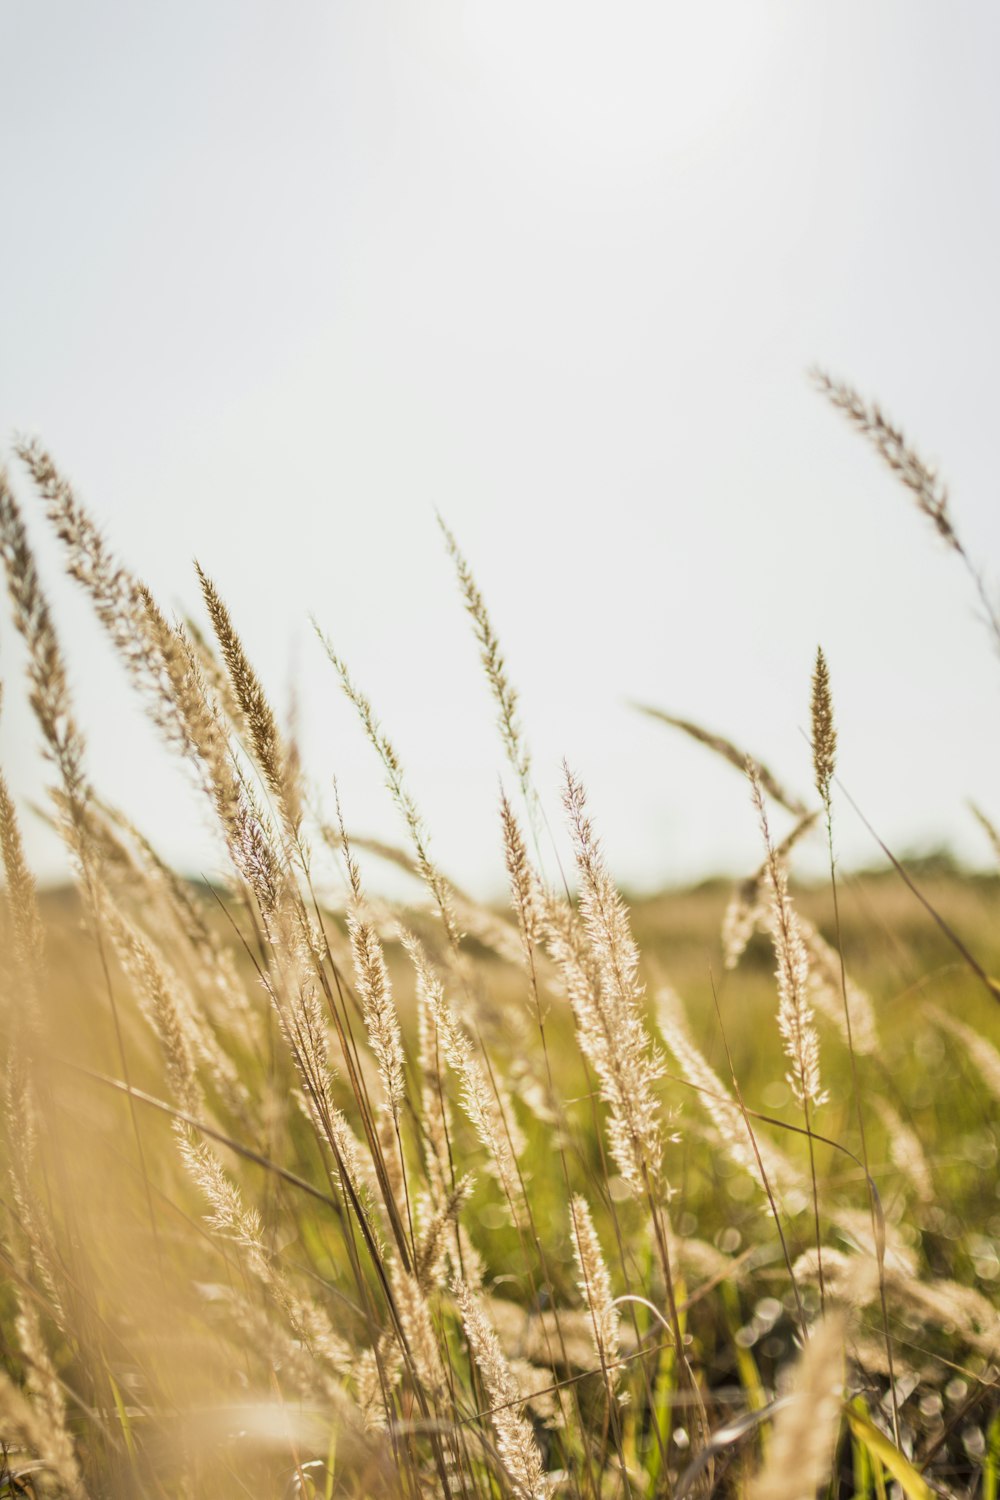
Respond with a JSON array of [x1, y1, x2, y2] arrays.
[[5, 856, 997, 1498]]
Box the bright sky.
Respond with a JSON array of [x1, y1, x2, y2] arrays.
[[2, 2, 1000, 897]]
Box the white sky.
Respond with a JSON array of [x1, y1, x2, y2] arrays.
[[2, 2, 1000, 897]]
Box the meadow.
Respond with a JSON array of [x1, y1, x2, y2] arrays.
[[0, 376, 998, 1498]]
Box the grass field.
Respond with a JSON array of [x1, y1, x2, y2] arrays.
[[6, 863, 1000, 1498], [1, 382, 999, 1498]]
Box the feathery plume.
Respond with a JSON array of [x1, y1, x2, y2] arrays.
[[0, 1366, 87, 1499], [393, 1268, 447, 1397], [457, 1281, 549, 1499], [354, 1343, 398, 1431], [925, 1002, 1000, 1101], [338, 805, 406, 1124], [12, 444, 295, 918], [180, 1130, 353, 1376], [316, 630, 461, 947], [414, 1175, 473, 1292], [811, 371, 954, 544], [872, 1097, 933, 1203], [633, 704, 808, 817], [15, 441, 224, 785], [568, 1195, 620, 1389], [812, 371, 1000, 656], [403, 932, 524, 1211], [750, 766, 826, 1109], [810, 647, 836, 809], [721, 811, 819, 971], [557, 765, 666, 1194], [104, 905, 202, 1116], [414, 955, 455, 1212], [217, 1291, 360, 1415], [91, 799, 261, 1042], [0, 773, 73, 1343], [798, 916, 879, 1057], [195, 562, 301, 836], [500, 790, 542, 961], [101, 887, 249, 1119], [0, 470, 88, 822], [13, 1296, 86, 1497], [438, 517, 532, 801], [182, 610, 249, 739], [969, 801, 1000, 866], [0, 770, 45, 985], [746, 1313, 846, 1500], [656, 987, 794, 1191], [720, 878, 767, 973]]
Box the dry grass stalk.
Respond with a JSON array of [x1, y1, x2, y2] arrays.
[[316, 630, 461, 948], [457, 1281, 549, 1500], [13, 445, 299, 925], [179, 1130, 354, 1381], [92, 800, 261, 1042], [354, 1343, 397, 1431], [810, 647, 836, 810], [798, 916, 879, 1057], [15, 442, 228, 799], [0, 470, 88, 830], [634, 703, 808, 818], [414, 953, 456, 1214], [403, 931, 524, 1213], [804, 646, 897, 1432], [392, 1267, 448, 1397], [924, 1002, 1000, 1101], [438, 516, 532, 804], [104, 904, 203, 1117], [195, 562, 302, 837], [329, 827, 524, 967], [0, 771, 45, 982], [338, 806, 406, 1126], [182, 610, 250, 740], [751, 760, 829, 1314], [0, 1364, 87, 1499], [750, 768, 826, 1111], [812, 370, 1000, 654], [720, 811, 819, 971], [413, 1175, 472, 1293], [969, 801, 1000, 866], [720, 879, 767, 973], [796, 1243, 1000, 1362], [872, 1097, 933, 1203], [811, 372, 954, 544], [103, 884, 251, 1120], [558, 764, 666, 1196], [2, 1063, 82, 1498], [4, 1079, 66, 1329], [568, 1195, 620, 1390], [500, 791, 542, 962], [0, 470, 175, 1301], [0, 784, 85, 1500], [0, 804, 70, 1344], [212, 1290, 363, 1430], [746, 1312, 846, 1500], [656, 987, 793, 1192], [14, 1298, 86, 1497]]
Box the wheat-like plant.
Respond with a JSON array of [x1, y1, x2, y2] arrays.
[[0, 409, 997, 1499]]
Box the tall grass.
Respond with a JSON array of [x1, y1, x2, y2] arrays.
[[0, 381, 998, 1497]]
